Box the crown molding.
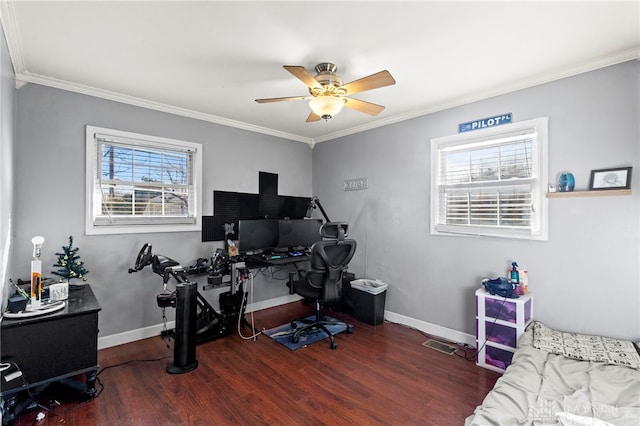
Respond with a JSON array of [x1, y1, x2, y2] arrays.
[[11, 46, 640, 146], [312, 47, 640, 143], [3, 0, 637, 148], [0, 1, 313, 145], [0, 0, 25, 76], [17, 71, 313, 145]]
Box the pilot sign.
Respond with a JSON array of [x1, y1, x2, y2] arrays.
[[458, 113, 512, 133]]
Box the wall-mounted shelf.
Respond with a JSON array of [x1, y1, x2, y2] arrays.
[[546, 189, 632, 198]]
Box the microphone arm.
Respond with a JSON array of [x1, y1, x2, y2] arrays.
[[307, 196, 331, 222]]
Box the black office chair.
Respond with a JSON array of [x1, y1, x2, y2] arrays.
[[288, 222, 357, 349]]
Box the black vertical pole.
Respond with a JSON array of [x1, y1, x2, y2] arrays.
[[167, 282, 198, 374]]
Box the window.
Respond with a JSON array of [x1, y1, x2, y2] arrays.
[[85, 126, 202, 235], [431, 117, 548, 240]]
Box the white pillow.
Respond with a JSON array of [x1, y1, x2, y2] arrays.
[[532, 322, 640, 369]]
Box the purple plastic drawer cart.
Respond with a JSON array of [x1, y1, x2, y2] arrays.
[[475, 288, 533, 373]]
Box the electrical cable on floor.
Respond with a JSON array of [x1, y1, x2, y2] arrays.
[[11, 336, 174, 422], [383, 318, 478, 362], [384, 292, 510, 364], [237, 272, 262, 340], [2, 361, 100, 423], [31, 378, 105, 422], [49, 356, 166, 414], [28, 356, 173, 418], [96, 355, 173, 376]]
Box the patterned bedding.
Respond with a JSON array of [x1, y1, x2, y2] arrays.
[[465, 322, 640, 426]]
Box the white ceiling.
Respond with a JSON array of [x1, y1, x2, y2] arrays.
[[1, 1, 638, 145]]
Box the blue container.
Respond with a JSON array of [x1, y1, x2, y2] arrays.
[[558, 173, 575, 192]]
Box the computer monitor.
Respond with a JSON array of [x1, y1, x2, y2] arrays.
[[237, 219, 279, 253], [278, 219, 322, 249]]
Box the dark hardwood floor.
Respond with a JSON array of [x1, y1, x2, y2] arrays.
[[10, 301, 500, 425]]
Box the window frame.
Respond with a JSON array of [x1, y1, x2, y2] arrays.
[[85, 125, 202, 235], [430, 117, 548, 240]]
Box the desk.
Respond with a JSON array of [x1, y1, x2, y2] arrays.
[[1, 285, 101, 423], [241, 254, 312, 294]]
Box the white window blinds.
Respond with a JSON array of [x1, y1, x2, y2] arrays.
[[86, 126, 202, 235], [431, 118, 548, 240]]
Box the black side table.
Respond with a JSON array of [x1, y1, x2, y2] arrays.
[[1, 285, 101, 424]]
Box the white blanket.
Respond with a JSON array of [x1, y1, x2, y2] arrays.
[[466, 325, 640, 425]]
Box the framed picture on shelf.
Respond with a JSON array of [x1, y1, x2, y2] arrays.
[[589, 167, 632, 190]]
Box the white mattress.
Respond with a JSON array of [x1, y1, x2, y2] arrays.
[[466, 326, 640, 425]]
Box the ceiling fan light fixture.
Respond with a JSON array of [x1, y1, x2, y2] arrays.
[[255, 63, 395, 122], [309, 96, 345, 120]]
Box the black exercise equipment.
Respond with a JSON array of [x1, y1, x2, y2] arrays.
[[128, 244, 243, 346]]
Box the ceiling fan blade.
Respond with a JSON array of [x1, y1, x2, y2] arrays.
[[284, 65, 322, 90], [306, 111, 322, 122], [344, 98, 386, 116], [255, 95, 308, 103], [340, 70, 396, 95]]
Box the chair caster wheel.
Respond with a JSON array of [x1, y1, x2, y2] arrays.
[[291, 321, 298, 329], [330, 341, 337, 349], [292, 334, 300, 344], [346, 325, 354, 334]]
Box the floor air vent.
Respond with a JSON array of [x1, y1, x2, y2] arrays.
[[422, 339, 457, 355]]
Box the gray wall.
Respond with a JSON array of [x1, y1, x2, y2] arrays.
[[0, 21, 15, 312], [8, 60, 639, 345], [313, 61, 640, 341], [12, 84, 313, 338]]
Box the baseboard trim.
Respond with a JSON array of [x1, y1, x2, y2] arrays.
[[246, 293, 302, 313], [98, 321, 175, 350], [97, 296, 474, 350], [97, 293, 303, 350], [384, 311, 476, 347]]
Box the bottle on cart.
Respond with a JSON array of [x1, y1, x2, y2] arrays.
[[510, 262, 519, 285], [510, 261, 522, 295], [520, 269, 529, 294]]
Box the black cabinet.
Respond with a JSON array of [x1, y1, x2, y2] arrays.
[[1, 285, 101, 423]]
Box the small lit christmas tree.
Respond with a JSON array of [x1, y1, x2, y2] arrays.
[[52, 236, 89, 282]]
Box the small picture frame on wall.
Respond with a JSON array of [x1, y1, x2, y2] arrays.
[[589, 167, 632, 190]]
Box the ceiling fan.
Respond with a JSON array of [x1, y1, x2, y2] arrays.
[[255, 63, 396, 122]]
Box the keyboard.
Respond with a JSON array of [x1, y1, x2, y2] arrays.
[[263, 253, 288, 260], [246, 253, 309, 266]]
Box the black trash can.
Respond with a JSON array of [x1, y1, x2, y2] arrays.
[[350, 279, 388, 326]]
